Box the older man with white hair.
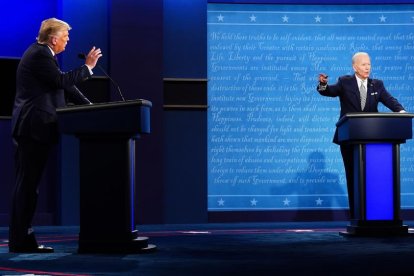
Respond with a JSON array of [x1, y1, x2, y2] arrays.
[[316, 52, 406, 219]]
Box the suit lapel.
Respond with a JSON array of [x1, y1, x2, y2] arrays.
[[365, 78, 373, 110], [350, 75, 362, 111]]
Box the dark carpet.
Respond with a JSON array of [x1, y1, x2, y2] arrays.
[[1, 222, 414, 275]]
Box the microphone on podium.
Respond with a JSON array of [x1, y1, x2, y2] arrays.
[[78, 53, 125, 102]]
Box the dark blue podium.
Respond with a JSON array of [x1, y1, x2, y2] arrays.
[[57, 99, 156, 253], [336, 112, 414, 236]]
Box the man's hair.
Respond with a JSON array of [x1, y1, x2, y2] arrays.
[[36, 18, 71, 43], [352, 52, 370, 64]]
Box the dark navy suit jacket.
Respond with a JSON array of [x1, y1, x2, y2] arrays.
[[12, 42, 91, 143], [317, 74, 405, 143]]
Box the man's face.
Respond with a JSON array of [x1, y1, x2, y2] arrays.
[[52, 29, 69, 54], [353, 54, 371, 80]]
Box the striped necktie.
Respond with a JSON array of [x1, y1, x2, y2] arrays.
[[359, 81, 367, 110]]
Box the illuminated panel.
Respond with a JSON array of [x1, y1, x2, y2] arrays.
[[365, 144, 393, 220]]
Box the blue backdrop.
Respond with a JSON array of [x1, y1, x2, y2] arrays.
[[0, 1, 57, 57], [207, 4, 414, 211]]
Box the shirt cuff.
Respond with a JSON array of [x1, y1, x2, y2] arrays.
[[85, 64, 94, 75], [318, 83, 327, 91]]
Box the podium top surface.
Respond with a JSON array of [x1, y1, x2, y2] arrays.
[[336, 112, 414, 143], [336, 112, 414, 127], [56, 99, 152, 114], [56, 99, 152, 135]]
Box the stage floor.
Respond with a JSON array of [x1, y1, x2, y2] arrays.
[[1, 221, 414, 275]]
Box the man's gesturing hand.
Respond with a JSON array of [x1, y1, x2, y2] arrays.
[[85, 46, 102, 70]]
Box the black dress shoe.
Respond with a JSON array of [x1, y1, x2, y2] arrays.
[[9, 245, 54, 253]]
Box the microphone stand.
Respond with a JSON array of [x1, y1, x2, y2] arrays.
[[78, 53, 125, 101]]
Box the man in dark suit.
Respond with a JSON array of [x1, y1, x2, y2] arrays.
[[9, 18, 102, 253], [317, 52, 406, 219]]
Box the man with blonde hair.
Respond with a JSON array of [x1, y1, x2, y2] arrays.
[[9, 18, 102, 253], [316, 52, 406, 219]]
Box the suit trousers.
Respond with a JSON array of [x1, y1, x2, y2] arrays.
[[9, 137, 52, 248], [340, 144, 355, 219]]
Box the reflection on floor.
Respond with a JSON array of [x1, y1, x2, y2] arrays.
[[1, 221, 414, 275]]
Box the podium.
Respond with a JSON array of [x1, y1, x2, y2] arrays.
[[336, 112, 414, 236], [57, 99, 156, 253]]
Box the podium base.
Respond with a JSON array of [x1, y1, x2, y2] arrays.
[[78, 236, 157, 254], [340, 221, 409, 237]]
